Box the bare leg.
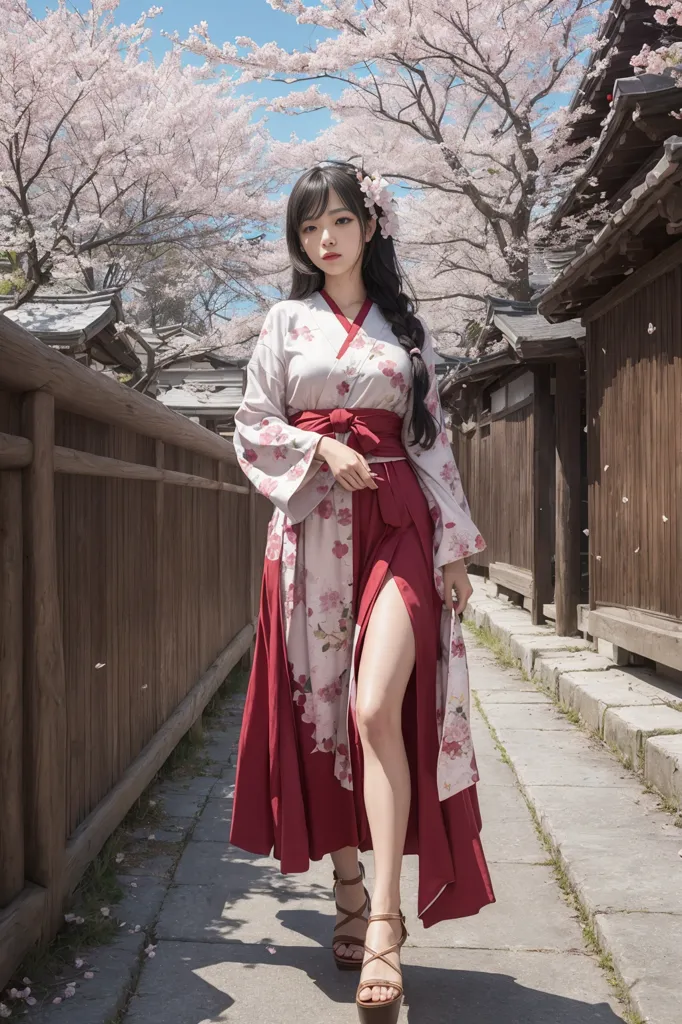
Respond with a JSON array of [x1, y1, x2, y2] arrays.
[[356, 573, 414, 1003], [330, 846, 367, 962]]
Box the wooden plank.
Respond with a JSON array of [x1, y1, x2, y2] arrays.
[[489, 562, 533, 598], [0, 315, 239, 464], [0, 470, 24, 907], [63, 622, 254, 894], [583, 234, 682, 323], [0, 431, 32, 469], [588, 607, 682, 671], [53, 446, 249, 493], [0, 884, 46, 988], [21, 392, 67, 933], [554, 360, 582, 636], [532, 366, 554, 625]]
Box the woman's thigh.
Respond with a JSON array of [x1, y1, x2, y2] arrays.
[[356, 572, 415, 719]]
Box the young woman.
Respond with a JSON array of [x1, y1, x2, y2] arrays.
[[230, 160, 494, 1023]]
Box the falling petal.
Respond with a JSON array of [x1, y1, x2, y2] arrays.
[[267, 946, 276, 954], [601, 347, 606, 354], [635, 547, 640, 553], [52, 998, 62, 1005], [148, 834, 156, 841], [647, 323, 656, 334], [115, 853, 125, 864], [148, 800, 157, 807], [26, 997, 37, 1007], [622, 496, 628, 503], [134, 924, 141, 932], [583, 528, 590, 536], [100, 907, 110, 917], [131, 882, 138, 888], [75, 958, 84, 969], [663, 515, 669, 522], [84, 972, 94, 980], [22, 979, 31, 986], [75, 916, 85, 925], [603, 465, 609, 471], [596, 555, 602, 561], [95, 662, 106, 669], [583, 425, 588, 433], [141, 684, 148, 690], [64, 913, 76, 922]]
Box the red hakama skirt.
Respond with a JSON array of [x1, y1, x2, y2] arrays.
[[230, 409, 495, 926]]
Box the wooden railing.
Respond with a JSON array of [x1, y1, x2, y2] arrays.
[[0, 316, 269, 984]]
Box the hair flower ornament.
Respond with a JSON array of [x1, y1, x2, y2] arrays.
[[356, 170, 399, 240]]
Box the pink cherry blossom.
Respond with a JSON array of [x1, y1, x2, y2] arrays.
[[316, 498, 334, 519], [332, 541, 349, 559]]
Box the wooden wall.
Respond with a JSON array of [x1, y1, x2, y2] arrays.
[[452, 392, 535, 573], [0, 319, 267, 984], [587, 263, 682, 619]]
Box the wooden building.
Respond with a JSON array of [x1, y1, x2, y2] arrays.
[[540, 133, 682, 674], [441, 299, 585, 632]]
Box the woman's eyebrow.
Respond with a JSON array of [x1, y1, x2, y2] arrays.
[[301, 206, 352, 225]]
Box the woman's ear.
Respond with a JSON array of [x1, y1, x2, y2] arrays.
[[365, 215, 378, 243]]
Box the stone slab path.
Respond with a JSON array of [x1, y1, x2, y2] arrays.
[[116, 648, 626, 1024]]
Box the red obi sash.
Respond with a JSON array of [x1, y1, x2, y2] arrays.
[[289, 408, 405, 460]]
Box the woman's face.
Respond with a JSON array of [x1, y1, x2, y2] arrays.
[[298, 187, 376, 277]]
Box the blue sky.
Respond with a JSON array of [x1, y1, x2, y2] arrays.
[[29, 0, 338, 140]]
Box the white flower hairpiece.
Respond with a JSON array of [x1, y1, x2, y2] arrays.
[[355, 170, 399, 240]]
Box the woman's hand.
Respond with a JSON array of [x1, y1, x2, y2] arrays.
[[443, 558, 473, 615], [315, 436, 378, 492]]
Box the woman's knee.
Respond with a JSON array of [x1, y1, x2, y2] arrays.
[[356, 696, 401, 747]]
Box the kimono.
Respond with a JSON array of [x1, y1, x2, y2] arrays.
[[230, 289, 494, 927]]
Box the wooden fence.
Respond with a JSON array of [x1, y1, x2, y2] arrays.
[[0, 316, 268, 985]]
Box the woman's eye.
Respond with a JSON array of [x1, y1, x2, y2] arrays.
[[302, 225, 316, 234], [336, 217, 352, 225]]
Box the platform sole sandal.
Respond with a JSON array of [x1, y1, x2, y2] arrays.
[[355, 911, 407, 1024], [332, 862, 371, 971]]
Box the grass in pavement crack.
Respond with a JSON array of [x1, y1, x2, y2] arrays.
[[472, 691, 645, 1024]]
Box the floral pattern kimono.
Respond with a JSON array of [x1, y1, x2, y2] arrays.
[[229, 290, 494, 926]]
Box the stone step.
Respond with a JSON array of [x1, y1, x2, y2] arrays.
[[465, 579, 682, 809]]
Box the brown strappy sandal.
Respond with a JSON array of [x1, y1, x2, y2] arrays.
[[355, 911, 407, 1024], [332, 862, 371, 971]]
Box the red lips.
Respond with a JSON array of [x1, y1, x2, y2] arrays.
[[322, 253, 341, 260]]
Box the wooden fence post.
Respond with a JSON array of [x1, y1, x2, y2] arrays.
[[555, 359, 581, 636], [532, 366, 554, 625], [0, 469, 24, 907], [22, 391, 67, 933]]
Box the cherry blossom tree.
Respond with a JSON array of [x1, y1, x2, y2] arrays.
[[632, 1, 682, 81], [0, 0, 282, 321], [179, 0, 602, 346]]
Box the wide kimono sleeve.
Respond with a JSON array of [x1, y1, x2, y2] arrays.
[[233, 305, 329, 523], [403, 322, 486, 568]]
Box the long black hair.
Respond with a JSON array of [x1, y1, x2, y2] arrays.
[[285, 160, 438, 449]]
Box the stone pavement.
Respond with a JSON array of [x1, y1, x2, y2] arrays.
[[111, 660, 625, 1024], [465, 581, 682, 1024]]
